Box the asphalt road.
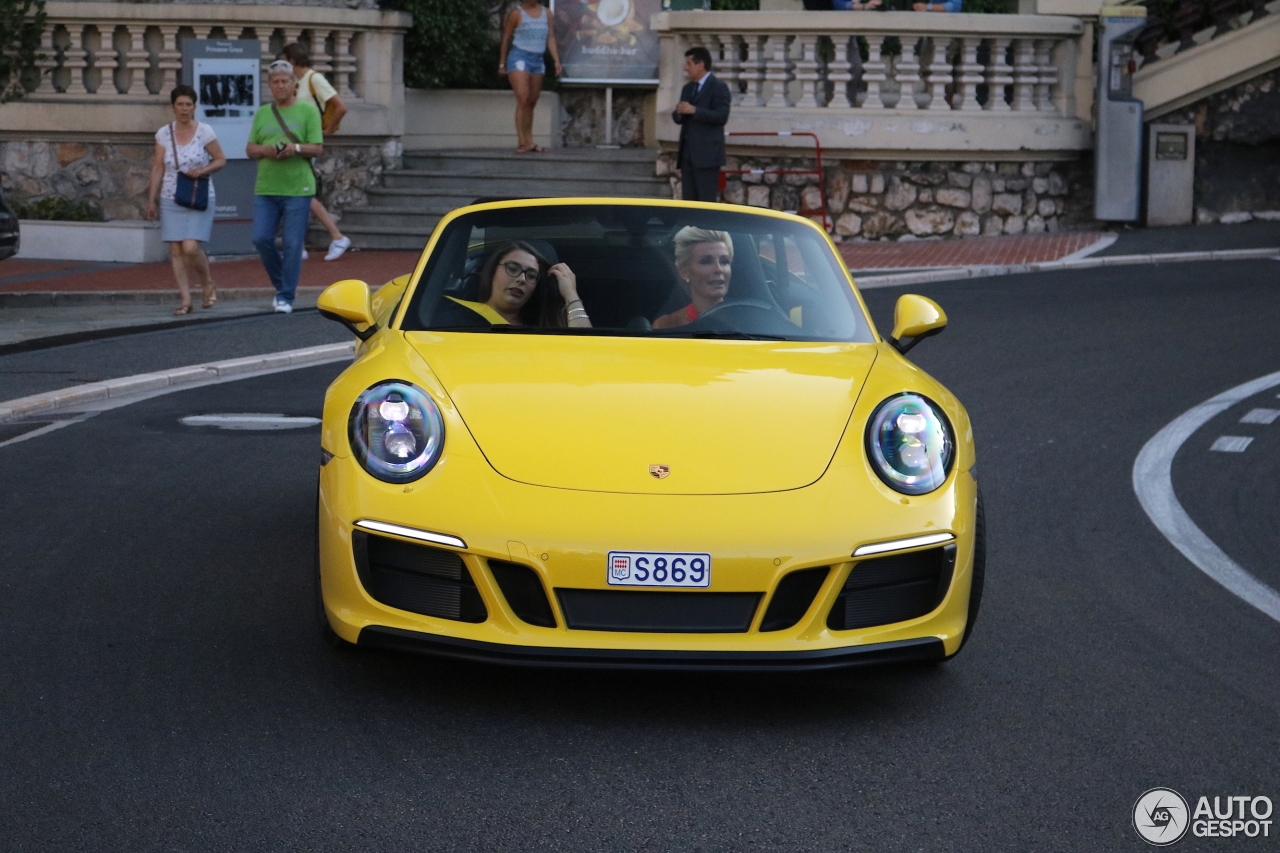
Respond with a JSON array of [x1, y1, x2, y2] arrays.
[[0, 310, 347, 401], [1, 259, 1278, 851]]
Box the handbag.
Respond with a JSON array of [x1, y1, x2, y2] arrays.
[[167, 124, 209, 212], [308, 73, 342, 134]]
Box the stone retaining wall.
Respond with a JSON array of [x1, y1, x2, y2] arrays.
[[559, 89, 650, 149], [657, 151, 1097, 239], [1158, 67, 1280, 223], [0, 139, 398, 223]]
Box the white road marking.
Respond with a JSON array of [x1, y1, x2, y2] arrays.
[[0, 342, 353, 448], [180, 413, 321, 430], [0, 420, 78, 450], [1133, 370, 1280, 624], [1241, 408, 1280, 424], [1210, 436, 1254, 452]]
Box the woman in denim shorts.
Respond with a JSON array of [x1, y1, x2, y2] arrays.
[[499, 0, 562, 153]]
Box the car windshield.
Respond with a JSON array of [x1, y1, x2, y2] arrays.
[[401, 204, 874, 343]]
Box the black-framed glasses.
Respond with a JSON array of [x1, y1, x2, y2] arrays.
[[501, 261, 539, 281]]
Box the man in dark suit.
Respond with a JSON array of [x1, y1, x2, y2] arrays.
[[673, 46, 732, 203]]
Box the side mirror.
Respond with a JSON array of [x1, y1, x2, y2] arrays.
[[318, 279, 378, 341], [889, 294, 947, 355]]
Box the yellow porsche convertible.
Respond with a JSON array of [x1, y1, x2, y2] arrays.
[[314, 199, 982, 670]]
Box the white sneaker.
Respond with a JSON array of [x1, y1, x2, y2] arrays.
[[325, 236, 352, 261], [273, 296, 293, 314], [300, 249, 309, 260]]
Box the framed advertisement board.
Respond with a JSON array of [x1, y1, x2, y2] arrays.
[[552, 0, 661, 85]]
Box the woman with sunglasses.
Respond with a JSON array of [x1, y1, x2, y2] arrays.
[[446, 242, 590, 328]]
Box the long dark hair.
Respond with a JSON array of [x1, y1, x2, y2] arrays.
[[476, 241, 565, 327]]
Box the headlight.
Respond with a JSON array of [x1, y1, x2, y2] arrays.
[[865, 393, 953, 495], [348, 381, 444, 483]]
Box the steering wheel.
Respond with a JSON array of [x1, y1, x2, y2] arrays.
[[697, 298, 782, 320]]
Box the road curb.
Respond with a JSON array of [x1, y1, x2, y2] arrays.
[[0, 286, 327, 308], [855, 246, 1280, 289], [0, 341, 355, 424]]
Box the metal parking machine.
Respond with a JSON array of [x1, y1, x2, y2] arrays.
[[1093, 5, 1147, 222]]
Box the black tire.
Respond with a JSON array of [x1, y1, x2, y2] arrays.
[[943, 486, 985, 661]]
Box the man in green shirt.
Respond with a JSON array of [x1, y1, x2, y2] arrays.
[[247, 59, 324, 313]]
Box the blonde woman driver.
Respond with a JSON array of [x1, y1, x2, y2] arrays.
[[653, 227, 733, 329]]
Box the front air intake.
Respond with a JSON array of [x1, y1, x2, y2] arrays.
[[759, 567, 830, 632], [556, 589, 761, 633], [827, 545, 956, 631], [352, 531, 487, 623], [488, 560, 558, 628]]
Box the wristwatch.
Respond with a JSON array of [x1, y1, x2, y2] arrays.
[[295, 143, 301, 154]]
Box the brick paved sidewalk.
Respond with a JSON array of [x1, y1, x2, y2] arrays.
[[0, 251, 421, 295], [838, 231, 1110, 272], [2, 234, 1112, 297]]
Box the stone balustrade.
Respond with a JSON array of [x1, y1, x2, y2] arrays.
[[655, 10, 1094, 157], [4, 2, 411, 139]]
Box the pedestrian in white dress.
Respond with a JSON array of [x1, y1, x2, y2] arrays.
[[145, 85, 227, 314]]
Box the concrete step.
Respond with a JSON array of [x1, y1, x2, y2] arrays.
[[313, 223, 438, 252], [403, 147, 660, 180], [360, 191, 474, 212], [382, 169, 669, 197], [326, 147, 671, 252], [340, 206, 452, 230]]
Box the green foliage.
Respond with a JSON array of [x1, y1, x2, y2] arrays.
[[387, 0, 504, 90], [12, 196, 103, 222], [0, 0, 46, 103]]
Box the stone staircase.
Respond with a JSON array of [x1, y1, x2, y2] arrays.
[[325, 148, 670, 251]]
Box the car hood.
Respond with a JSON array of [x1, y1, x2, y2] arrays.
[[406, 333, 878, 495]]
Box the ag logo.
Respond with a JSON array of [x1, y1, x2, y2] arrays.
[[1134, 788, 1190, 846], [648, 464, 670, 479]]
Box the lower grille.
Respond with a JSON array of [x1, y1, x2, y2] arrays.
[[488, 560, 557, 628], [827, 544, 956, 631], [556, 589, 761, 633], [759, 566, 830, 632], [352, 531, 487, 623]]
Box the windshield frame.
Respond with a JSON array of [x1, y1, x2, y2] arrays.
[[394, 200, 878, 345]]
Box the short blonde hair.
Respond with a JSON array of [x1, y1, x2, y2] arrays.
[[673, 227, 733, 271]]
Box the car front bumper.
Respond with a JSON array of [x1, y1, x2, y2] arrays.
[[318, 445, 979, 667]]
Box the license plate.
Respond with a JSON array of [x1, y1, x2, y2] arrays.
[[607, 551, 711, 588]]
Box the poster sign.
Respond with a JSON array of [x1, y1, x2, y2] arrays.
[[181, 39, 262, 255], [182, 40, 261, 160], [553, 0, 661, 85]]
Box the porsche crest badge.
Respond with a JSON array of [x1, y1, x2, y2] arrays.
[[648, 464, 670, 479]]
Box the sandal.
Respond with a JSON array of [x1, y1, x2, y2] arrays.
[[173, 303, 193, 315], [202, 287, 217, 310], [530, 145, 548, 153], [516, 145, 535, 154]]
